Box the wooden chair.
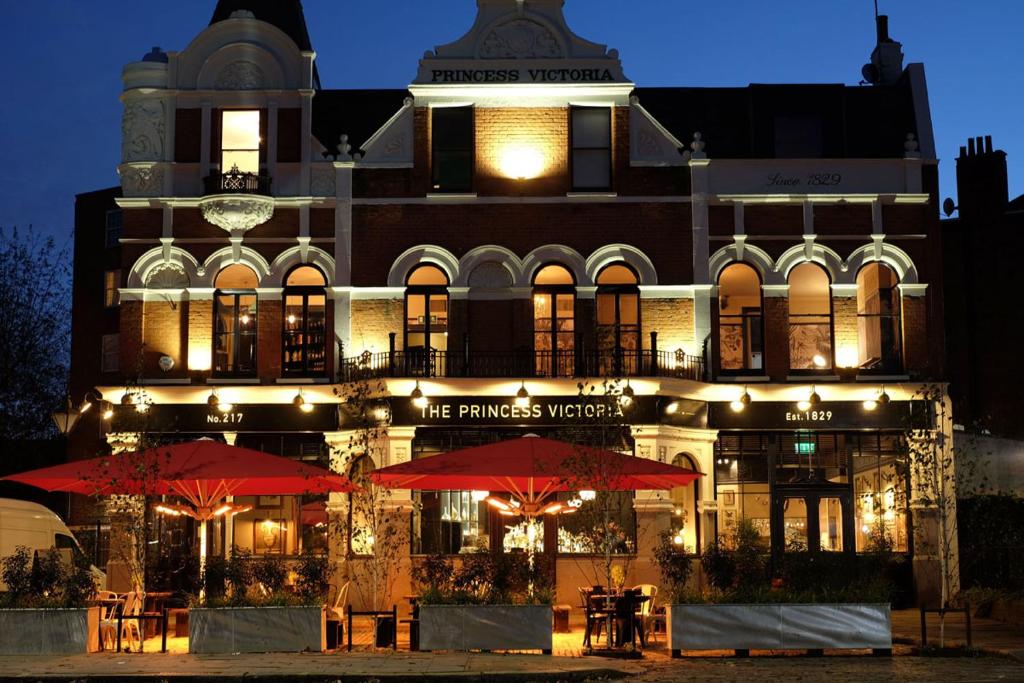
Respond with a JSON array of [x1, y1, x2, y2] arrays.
[[579, 587, 607, 648]]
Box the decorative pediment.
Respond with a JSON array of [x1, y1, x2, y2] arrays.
[[629, 98, 685, 167], [145, 263, 190, 290], [414, 0, 629, 87], [360, 99, 415, 166]]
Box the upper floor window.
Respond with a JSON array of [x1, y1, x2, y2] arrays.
[[788, 263, 833, 371], [104, 270, 120, 308], [405, 265, 449, 376], [533, 264, 576, 377], [104, 210, 122, 248], [431, 107, 474, 193], [571, 107, 612, 191], [718, 263, 763, 373], [596, 263, 640, 375], [214, 264, 258, 376], [283, 266, 328, 377], [101, 334, 119, 373], [221, 110, 261, 174], [857, 262, 902, 373]]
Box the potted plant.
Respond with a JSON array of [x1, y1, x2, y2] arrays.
[[0, 547, 100, 655], [415, 552, 555, 653], [657, 520, 894, 656], [188, 551, 329, 654]]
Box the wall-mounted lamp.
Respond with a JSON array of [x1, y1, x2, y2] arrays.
[[730, 387, 752, 413], [499, 145, 546, 181], [293, 390, 314, 413], [515, 382, 531, 408], [863, 386, 891, 411], [797, 386, 821, 412], [411, 381, 428, 409]]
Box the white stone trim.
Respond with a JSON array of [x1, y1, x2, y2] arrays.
[[762, 285, 790, 298], [268, 245, 337, 287], [202, 246, 272, 286], [638, 285, 696, 299], [387, 246, 461, 288], [898, 283, 929, 297], [585, 244, 658, 286], [360, 98, 414, 164], [846, 241, 919, 285], [520, 244, 589, 287], [455, 245, 524, 288], [774, 242, 845, 281], [127, 246, 201, 289], [709, 243, 778, 285]]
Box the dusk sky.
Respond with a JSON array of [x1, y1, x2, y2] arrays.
[[1, 0, 1021, 245]]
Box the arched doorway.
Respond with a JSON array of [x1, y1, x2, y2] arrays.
[[670, 453, 701, 553]]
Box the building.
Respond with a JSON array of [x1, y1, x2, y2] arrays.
[[943, 136, 1024, 494], [70, 0, 954, 603]]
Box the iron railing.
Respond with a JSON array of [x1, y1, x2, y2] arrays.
[[203, 166, 273, 196], [339, 340, 705, 383]]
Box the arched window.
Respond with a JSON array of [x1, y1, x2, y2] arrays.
[[283, 266, 328, 376], [857, 262, 902, 372], [718, 263, 763, 372], [596, 263, 640, 375], [533, 264, 575, 377], [214, 264, 258, 375], [788, 263, 833, 371], [405, 265, 449, 376], [670, 453, 701, 553]]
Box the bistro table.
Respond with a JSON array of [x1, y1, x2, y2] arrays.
[[586, 591, 649, 649]]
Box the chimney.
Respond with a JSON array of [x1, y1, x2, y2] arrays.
[[868, 15, 905, 85], [956, 135, 1009, 220]]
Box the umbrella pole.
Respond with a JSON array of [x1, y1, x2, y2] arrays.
[[199, 520, 208, 600]]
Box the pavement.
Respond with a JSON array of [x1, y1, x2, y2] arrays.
[[2, 609, 1023, 682]]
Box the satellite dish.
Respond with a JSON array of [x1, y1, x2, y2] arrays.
[[861, 63, 879, 84], [942, 198, 957, 217]]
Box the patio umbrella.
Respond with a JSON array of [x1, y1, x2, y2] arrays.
[[369, 434, 702, 516], [2, 440, 357, 573]]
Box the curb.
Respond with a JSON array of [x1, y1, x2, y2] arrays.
[[0, 669, 634, 683], [893, 636, 1024, 663]]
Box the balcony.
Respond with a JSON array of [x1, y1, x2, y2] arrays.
[[339, 347, 706, 383], [203, 167, 273, 196]]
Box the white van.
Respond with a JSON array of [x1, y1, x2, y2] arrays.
[[0, 498, 106, 590]]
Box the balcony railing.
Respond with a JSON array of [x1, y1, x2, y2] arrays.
[[339, 346, 705, 383], [203, 167, 272, 196]]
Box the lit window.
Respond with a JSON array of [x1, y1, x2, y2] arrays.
[[856, 263, 902, 373], [283, 266, 328, 377], [788, 263, 833, 370], [214, 264, 259, 376], [101, 334, 119, 373], [431, 107, 474, 193], [596, 263, 640, 376], [533, 265, 575, 377], [405, 265, 449, 376], [104, 270, 120, 308], [718, 263, 763, 372], [571, 107, 612, 191], [221, 111, 261, 174]]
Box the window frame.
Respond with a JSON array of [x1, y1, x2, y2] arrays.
[[570, 106, 613, 192], [220, 109, 262, 175], [595, 263, 641, 376], [281, 265, 329, 378], [103, 269, 121, 308], [431, 106, 475, 194], [717, 262, 766, 375], [100, 333, 119, 373], [104, 210, 123, 249], [532, 263, 577, 378], [404, 265, 450, 377], [787, 262, 835, 373], [855, 262, 904, 374], [213, 270, 259, 377]]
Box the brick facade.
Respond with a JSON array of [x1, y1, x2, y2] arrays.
[[901, 295, 929, 377], [141, 301, 186, 379], [832, 296, 859, 367], [641, 298, 695, 354], [350, 299, 405, 355], [763, 297, 790, 380]]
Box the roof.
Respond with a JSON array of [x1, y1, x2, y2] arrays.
[[312, 89, 410, 155], [210, 0, 314, 51], [209, 0, 320, 87], [634, 76, 919, 159]]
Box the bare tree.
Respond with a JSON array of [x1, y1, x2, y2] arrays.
[[0, 227, 70, 441]]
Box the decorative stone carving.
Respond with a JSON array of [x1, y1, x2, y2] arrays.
[[119, 164, 164, 197], [215, 61, 265, 90], [310, 167, 336, 197], [479, 19, 563, 59], [145, 263, 189, 290], [121, 100, 165, 162], [199, 195, 274, 234]]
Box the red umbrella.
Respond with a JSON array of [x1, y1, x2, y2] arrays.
[[301, 500, 329, 527], [3, 440, 356, 573], [369, 435, 701, 517]]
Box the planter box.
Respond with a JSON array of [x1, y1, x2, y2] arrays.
[[0, 607, 100, 655], [667, 604, 891, 655], [189, 606, 325, 654], [420, 605, 552, 653]]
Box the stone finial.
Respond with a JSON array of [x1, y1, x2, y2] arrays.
[[335, 134, 353, 161], [690, 132, 707, 159], [904, 133, 921, 159]]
